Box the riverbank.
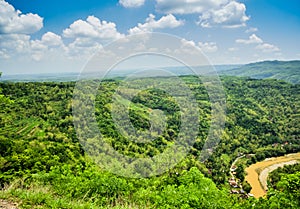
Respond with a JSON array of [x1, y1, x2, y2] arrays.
[[245, 153, 300, 198]]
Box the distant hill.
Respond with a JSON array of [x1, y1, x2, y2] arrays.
[[1, 61, 299, 84], [0, 65, 241, 82], [219, 60, 300, 84]]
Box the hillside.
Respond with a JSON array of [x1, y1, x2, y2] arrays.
[[0, 76, 299, 208], [3, 60, 300, 84], [219, 60, 300, 84]]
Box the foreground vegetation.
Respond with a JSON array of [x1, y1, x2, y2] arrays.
[[0, 75, 299, 208]]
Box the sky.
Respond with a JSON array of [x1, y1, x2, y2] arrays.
[[0, 0, 300, 75]]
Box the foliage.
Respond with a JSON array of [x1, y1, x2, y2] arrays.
[[268, 163, 300, 188], [0, 75, 299, 208]]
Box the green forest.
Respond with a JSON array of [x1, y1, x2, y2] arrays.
[[0, 75, 299, 208]]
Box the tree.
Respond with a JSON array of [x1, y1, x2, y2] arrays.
[[0, 72, 13, 104], [242, 181, 252, 193]]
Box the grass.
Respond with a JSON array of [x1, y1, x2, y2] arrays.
[[0, 179, 142, 209]]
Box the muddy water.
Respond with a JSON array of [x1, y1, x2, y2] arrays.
[[245, 153, 300, 198]]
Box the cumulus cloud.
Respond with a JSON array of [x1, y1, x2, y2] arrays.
[[0, 0, 43, 34], [199, 1, 249, 28], [156, 0, 228, 14], [256, 43, 280, 53], [0, 31, 64, 61], [63, 16, 124, 41], [119, 0, 145, 8], [236, 34, 280, 53], [155, 0, 249, 28], [198, 41, 218, 53], [179, 39, 218, 54], [65, 37, 103, 59], [40, 32, 63, 47], [62, 16, 124, 58], [236, 34, 263, 44], [0, 32, 64, 61], [129, 14, 184, 34], [0, 34, 31, 58], [177, 39, 199, 55], [30, 32, 64, 61], [181, 39, 196, 47], [0, 14, 126, 62]]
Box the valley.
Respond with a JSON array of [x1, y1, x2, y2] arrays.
[[0, 74, 299, 208]]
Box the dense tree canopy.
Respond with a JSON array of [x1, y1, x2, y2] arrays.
[[0, 76, 299, 208]]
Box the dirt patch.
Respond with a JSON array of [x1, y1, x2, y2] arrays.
[[0, 199, 18, 209]]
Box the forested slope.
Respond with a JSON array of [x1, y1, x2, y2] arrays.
[[0, 76, 299, 208], [220, 60, 300, 84]]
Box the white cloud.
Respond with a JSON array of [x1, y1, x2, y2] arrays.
[[178, 39, 218, 55], [30, 43, 47, 61], [156, 0, 228, 14], [30, 32, 64, 61], [199, 1, 249, 28], [0, 2, 64, 62], [40, 32, 63, 47], [176, 39, 198, 55], [235, 34, 280, 54], [129, 14, 184, 34], [228, 47, 238, 52], [63, 19, 97, 38], [198, 41, 218, 53], [62, 16, 125, 59], [63, 16, 124, 41], [256, 43, 280, 53], [0, 32, 64, 62], [245, 27, 258, 33], [156, 0, 249, 28], [0, 14, 125, 63], [119, 0, 145, 8], [181, 39, 196, 47], [236, 34, 263, 44], [0, 0, 43, 34], [30, 40, 47, 51], [65, 37, 103, 59], [0, 32, 64, 61], [0, 34, 31, 59]]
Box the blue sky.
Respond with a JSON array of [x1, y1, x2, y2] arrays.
[[0, 0, 300, 74]]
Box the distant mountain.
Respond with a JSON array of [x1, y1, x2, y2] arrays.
[[0, 65, 240, 82], [219, 60, 300, 84], [0, 72, 80, 82], [1, 61, 299, 84]]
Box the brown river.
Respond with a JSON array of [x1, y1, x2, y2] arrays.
[[245, 152, 300, 198]]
